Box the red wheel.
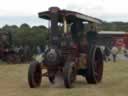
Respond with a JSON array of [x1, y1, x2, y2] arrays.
[[86, 46, 103, 84]]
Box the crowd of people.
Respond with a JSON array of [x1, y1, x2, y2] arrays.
[[102, 46, 128, 62]]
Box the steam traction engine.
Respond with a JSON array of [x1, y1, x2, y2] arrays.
[[28, 7, 104, 88]]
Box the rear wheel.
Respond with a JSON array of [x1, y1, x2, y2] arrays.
[[63, 61, 76, 88], [28, 61, 42, 88], [86, 46, 103, 84]]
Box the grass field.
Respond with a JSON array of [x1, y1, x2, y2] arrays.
[[0, 60, 128, 96]]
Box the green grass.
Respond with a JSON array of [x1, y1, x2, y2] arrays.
[[0, 60, 128, 96]]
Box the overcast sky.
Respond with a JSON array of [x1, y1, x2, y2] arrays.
[[0, 0, 128, 27]]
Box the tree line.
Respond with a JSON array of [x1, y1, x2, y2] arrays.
[[102, 22, 128, 31], [1, 23, 48, 53], [0, 21, 128, 51]]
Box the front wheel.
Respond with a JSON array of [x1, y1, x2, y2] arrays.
[[28, 61, 42, 88], [63, 61, 76, 88]]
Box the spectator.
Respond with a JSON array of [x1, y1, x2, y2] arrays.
[[104, 46, 111, 62], [111, 46, 118, 62], [36, 46, 42, 54], [124, 49, 128, 57]]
